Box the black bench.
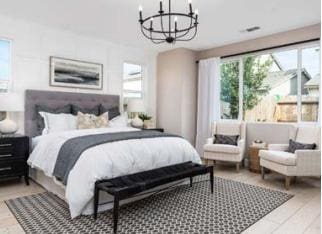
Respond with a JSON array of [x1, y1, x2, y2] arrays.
[[94, 161, 214, 233]]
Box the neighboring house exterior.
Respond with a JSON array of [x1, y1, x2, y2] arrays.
[[304, 74, 320, 97], [245, 68, 316, 122], [260, 68, 311, 96]]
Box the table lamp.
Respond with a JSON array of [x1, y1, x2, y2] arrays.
[[0, 93, 24, 134], [127, 99, 145, 128]]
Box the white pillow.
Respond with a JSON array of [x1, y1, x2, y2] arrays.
[[39, 112, 77, 134], [109, 113, 128, 128]]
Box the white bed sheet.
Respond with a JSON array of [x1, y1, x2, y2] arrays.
[[28, 127, 201, 218]]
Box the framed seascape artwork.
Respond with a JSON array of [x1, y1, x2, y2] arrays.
[[50, 57, 103, 90]]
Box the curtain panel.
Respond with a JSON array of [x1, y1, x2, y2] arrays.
[[195, 57, 221, 155]]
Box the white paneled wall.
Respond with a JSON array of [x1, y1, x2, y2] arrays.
[[0, 15, 157, 133]]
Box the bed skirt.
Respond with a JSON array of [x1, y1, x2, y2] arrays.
[[30, 168, 187, 216]]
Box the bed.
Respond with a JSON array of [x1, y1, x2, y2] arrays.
[[25, 90, 201, 218]]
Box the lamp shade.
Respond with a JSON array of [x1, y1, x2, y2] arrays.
[[0, 93, 24, 112], [127, 99, 145, 113]]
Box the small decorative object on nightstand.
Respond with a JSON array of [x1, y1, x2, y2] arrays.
[[249, 144, 267, 174], [252, 140, 267, 148], [0, 135, 29, 185]]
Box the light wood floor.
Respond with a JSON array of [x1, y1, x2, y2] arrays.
[[0, 165, 320, 234]]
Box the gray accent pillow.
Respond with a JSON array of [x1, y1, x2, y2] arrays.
[[35, 104, 72, 136], [288, 139, 316, 153], [71, 105, 100, 116], [99, 105, 120, 120], [214, 134, 239, 146]]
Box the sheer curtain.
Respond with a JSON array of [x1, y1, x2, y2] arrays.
[[195, 57, 221, 155]]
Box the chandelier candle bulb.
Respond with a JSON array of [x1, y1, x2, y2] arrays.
[[195, 9, 199, 22], [159, 0, 163, 12], [150, 18, 153, 30], [189, 0, 193, 14], [139, 5, 143, 21]]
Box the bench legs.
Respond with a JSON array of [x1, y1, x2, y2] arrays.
[[94, 164, 215, 233], [113, 196, 119, 234], [93, 186, 99, 220]]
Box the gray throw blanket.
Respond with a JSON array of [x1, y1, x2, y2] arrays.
[[53, 130, 181, 185]]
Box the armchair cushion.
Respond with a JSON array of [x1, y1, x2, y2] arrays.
[[288, 139, 316, 153], [204, 144, 240, 154], [296, 126, 320, 145], [259, 150, 296, 166], [216, 122, 241, 136], [214, 134, 239, 146]]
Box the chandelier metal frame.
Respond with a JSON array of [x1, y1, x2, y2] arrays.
[[138, 0, 199, 44]]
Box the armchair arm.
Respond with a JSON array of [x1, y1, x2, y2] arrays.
[[206, 137, 214, 145], [268, 144, 289, 151], [295, 150, 321, 175], [238, 139, 245, 148], [238, 139, 245, 155]]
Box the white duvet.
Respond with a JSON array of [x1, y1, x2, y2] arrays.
[[28, 127, 201, 218]]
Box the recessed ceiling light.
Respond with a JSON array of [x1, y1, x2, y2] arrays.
[[240, 26, 261, 33]]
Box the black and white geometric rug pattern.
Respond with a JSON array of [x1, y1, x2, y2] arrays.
[[6, 176, 293, 234]]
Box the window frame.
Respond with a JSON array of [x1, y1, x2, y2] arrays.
[[220, 41, 320, 123], [0, 37, 12, 93], [122, 61, 145, 100]]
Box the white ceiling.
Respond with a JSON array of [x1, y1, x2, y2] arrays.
[[0, 0, 320, 52]]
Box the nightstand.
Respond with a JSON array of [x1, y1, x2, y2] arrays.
[[142, 128, 164, 133], [0, 135, 30, 185]]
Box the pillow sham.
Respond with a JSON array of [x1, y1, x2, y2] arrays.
[[71, 105, 100, 116], [99, 105, 120, 119], [109, 113, 128, 128], [76, 112, 109, 129], [214, 134, 239, 146], [36, 104, 72, 136], [288, 139, 316, 153], [39, 112, 77, 134]]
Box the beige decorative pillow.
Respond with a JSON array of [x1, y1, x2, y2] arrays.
[[76, 112, 109, 129]]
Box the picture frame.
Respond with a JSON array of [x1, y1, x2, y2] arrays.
[[50, 56, 103, 90]]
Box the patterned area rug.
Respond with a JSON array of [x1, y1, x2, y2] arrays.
[[6, 176, 293, 234]]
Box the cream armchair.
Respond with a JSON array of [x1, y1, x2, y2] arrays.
[[259, 125, 321, 189], [203, 121, 246, 172]]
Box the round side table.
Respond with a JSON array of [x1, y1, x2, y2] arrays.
[[248, 146, 268, 174]]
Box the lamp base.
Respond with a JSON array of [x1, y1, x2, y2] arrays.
[[0, 117, 18, 134], [131, 114, 144, 128]]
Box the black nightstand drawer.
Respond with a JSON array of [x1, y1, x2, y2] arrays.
[[0, 160, 26, 177], [0, 135, 30, 185], [0, 137, 29, 158]]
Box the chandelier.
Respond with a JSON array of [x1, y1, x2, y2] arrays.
[[138, 0, 199, 44]]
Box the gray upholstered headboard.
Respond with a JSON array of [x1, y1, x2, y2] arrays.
[[25, 89, 120, 138]]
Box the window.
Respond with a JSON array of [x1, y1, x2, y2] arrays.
[[243, 50, 298, 122], [220, 42, 320, 122], [123, 62, 143, 111], [301, 46, 320, 122], [0, 39, 11, 93], [220, 60, 240, 119]]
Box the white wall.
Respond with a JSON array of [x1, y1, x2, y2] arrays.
[[0, 14, 157, 133]]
